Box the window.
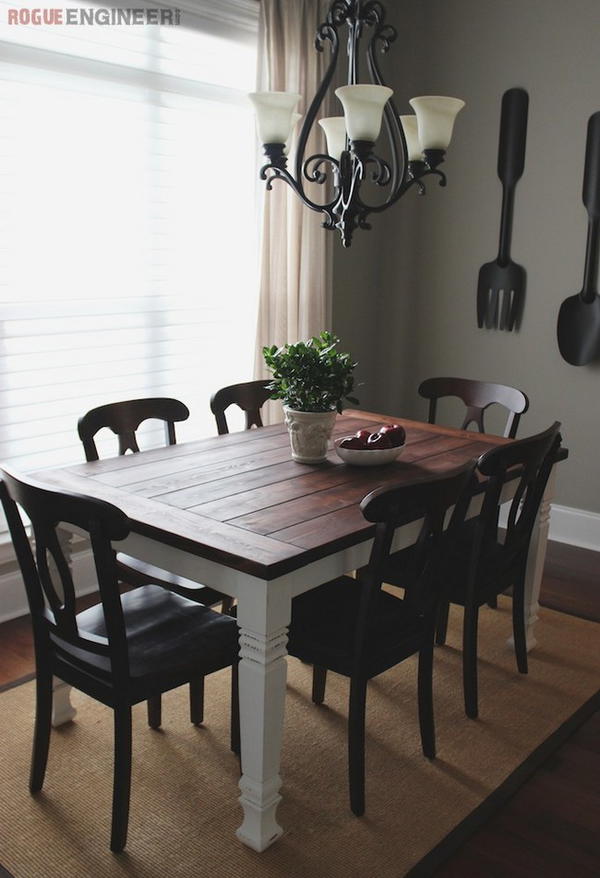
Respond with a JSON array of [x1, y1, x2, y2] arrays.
[[0, 0, 259, 478]]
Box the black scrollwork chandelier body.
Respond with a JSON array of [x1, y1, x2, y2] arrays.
[[250, 0, 465, 247]]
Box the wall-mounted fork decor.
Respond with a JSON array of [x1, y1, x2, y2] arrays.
[[477, 88, 529, 331]]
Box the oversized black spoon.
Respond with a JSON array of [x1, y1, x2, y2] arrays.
[[557, 111, 600, 366]]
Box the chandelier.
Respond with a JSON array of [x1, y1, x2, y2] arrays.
[[249, 0, 465, 247]]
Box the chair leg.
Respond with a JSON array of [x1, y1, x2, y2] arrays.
[[111, 706, 132, 854], [230, 663, 240, 757], [435, 601, 450, 646], [312, 666, 327, 705], [512, 574, 528, 674], [348, 677, 368, 817], [147, 695, 161, 729], [29, 668, 53, 793], [487, 596, 498, 609], [189, 678, 205, 726], [417, 641, 436, 759], [463, 605, 480, 719], [221, 596, 234, 615]]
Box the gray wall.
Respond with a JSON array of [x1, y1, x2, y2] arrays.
[[333, 0, 600, 512]]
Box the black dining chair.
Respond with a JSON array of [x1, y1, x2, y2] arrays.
[[0, 467, 240, 853], [287, 462, 475, 817], [78, 397, 234, 729], [210, 380, 272, 435], [384, 421, 563, 719], [418, 377, 529, 439]]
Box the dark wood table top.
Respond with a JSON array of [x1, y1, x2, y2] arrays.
[[37, 411, 507, 581]]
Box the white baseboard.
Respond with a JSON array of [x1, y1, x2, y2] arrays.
[[548, 504, 600, 552], [0, 549, 98, 625]]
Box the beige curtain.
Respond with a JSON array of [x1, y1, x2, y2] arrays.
[[253, 0, 332, 419]]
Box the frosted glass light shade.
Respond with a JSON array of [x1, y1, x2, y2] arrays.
[[335, 84, 393, 142], [409, 96, 465, 150], [284, 113, 302, 155], [318, 116, 347, 161], [248, 91, 301, 143], [399, 115, 422, 161]]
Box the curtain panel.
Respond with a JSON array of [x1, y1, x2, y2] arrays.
[[253, 0, 332, 413]]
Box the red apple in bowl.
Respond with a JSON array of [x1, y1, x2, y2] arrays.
[[334, 434, 403, 465], [367, 431, 392, 449], [339, 435, 367, 450], [378, 424, 406, 447], [355, 429, 371, 442]]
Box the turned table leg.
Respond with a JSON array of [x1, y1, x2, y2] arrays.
[[507, 465, 556, 652], [51, 677, 77, 726], [51, 526, 77, 726], [235, 579, 291, 851]]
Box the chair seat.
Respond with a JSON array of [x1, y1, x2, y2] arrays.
[[76, 585, 239, 683], [288, 576, 426, 677]]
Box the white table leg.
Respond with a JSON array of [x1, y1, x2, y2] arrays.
[[52, 677, 77, 726], [507, 464, 557, 652], [235, 579, 291, 852], [51, 526, 77, 726]]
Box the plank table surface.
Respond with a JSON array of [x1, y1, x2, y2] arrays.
[[36, 411, 507, 581]]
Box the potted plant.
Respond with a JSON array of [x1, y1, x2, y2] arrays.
[[263, 330, 358, 463]]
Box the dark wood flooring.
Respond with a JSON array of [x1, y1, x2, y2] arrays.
[[434, 540, 600, 877], [0, 540, 598, 876]]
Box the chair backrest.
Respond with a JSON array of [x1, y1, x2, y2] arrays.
[[418, 377, 529, 438], [77, 397, 190, 461], [473, 421, 562, 565], [0, 467, 131, 679], [355, 461, 476, 655], [210, 380, 272, 435]]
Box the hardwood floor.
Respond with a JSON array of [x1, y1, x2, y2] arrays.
[[0, 541, 598, 876], [0, 591, 101, 689], [433, 540, 600, 877]]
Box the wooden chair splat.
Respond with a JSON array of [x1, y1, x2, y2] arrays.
[[210, 380, 272, 435], [418, 377, 529, 439]]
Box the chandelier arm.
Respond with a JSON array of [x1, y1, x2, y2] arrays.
[[327, 0, 353, 28], [367, 167, 447, 214], [366, 21, 407, 202], [361, 1, 387, 23], [303, 154, 341, 187], [260, 163, 338, 226], [294, 21, 342, 202]]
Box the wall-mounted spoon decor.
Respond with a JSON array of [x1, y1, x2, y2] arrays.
[[477, 88, 529, 330], [557, 112, 600, 366]]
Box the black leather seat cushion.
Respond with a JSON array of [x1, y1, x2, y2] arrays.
[[75, 585, 239, 681], [288, 576, 426, 677]]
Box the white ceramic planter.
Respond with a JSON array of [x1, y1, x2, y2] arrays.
[[283, 406, 337, 464]]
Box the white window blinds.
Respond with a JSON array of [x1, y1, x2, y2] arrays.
[[0, 0, 260, 476]]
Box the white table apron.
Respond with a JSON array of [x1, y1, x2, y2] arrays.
[[51, 469, 557, 852]]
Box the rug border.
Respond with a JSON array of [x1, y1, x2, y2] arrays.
[[405, 688, 600, 877], [0, 678, 597, 878], [0, 673, 35, 695]]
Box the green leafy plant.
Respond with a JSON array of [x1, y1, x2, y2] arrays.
[[263, 331, 359, 414]]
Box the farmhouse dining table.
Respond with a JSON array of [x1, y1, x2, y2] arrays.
[[37, 410, 560, 852]]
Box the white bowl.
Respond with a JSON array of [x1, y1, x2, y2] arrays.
[[334, 437, 403, 466]]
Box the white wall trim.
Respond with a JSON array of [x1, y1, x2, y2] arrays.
[[496, 501, 600, 553], [548, 504, 600, 552]]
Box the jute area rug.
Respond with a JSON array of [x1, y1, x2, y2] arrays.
[[0, 599, 598, 878]]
